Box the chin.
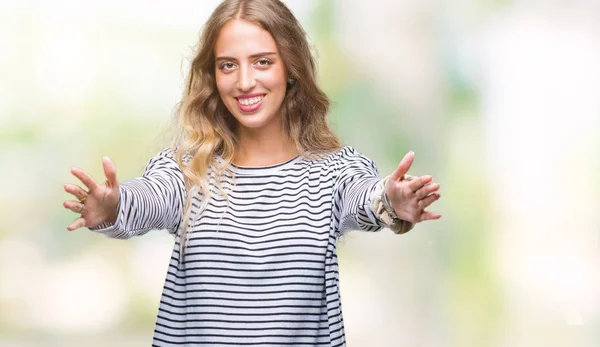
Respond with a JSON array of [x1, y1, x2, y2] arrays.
[[228, 106, 279, 131], [234, 115, 272, 129]]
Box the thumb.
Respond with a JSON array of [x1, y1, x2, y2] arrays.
[[390, 151, 414, 181], [102, 156, 119, 187]]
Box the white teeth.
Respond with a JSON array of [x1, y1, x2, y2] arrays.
[[238, 95, 263, 106]]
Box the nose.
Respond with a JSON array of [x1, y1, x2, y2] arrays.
[[236, 65, 256, 92]]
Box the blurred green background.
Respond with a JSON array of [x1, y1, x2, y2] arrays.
[[1, 0, 599, 346]]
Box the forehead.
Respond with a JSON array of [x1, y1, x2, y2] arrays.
[[214, 19, 279, 57]]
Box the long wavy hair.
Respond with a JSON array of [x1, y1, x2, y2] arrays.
[[172, 0, 341, 260]]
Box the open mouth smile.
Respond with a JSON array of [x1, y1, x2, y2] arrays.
[[235, 94, 265, 113]]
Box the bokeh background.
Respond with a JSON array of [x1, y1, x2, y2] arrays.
[[1, 0, 599, 346]]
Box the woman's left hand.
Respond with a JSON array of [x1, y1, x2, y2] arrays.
[[385, 151, 442, 223]]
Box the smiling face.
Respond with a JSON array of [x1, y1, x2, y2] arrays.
[[214, 19, 288, 136]]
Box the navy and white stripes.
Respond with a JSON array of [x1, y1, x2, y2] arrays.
[[92, 146, 386, 346]]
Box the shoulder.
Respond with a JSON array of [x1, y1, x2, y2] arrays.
[[302, 146, 379, 176], [304, 146, 369, 164], [335, 146, 381, 184], [335, 146, 373, 162], [150, 147, 195, 165], [147, 147, 177, 164], [143, 147, 184, 174], [331, 146, 378, 170]]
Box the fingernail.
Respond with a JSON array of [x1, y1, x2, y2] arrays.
[[103, 156, 110, 161]]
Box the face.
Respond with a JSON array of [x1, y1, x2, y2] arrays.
[[214, 19, 287, 135]]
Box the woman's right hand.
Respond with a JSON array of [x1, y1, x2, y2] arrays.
[[63, 157, 121, 231]]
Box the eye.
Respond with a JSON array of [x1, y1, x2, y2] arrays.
[[255, 58, 273, 68], [218, 62, 237, 72]]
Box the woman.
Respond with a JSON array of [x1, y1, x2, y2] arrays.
[[63, 0, 441, 345]]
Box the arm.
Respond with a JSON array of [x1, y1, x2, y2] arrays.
[[333, 147, 440, 237], [64, 148, 186, 239], [332, 147, 400, 236], [90, 149, 186, 239]]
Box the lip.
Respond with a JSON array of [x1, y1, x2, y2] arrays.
[[235, 93, 265, 99], [236, 94, 265, 113]]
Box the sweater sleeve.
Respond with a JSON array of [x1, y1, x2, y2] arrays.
[[332, 146, 386, 236], [89, 148, 186, 239]]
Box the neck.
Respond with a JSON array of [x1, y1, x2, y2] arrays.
[[233, 124, 298, 167]]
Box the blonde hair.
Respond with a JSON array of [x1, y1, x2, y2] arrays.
[[172, 0, 341, 260]]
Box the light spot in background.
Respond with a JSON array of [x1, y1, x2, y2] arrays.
[[565, 307, 584, 326], [27, 253, 127, 333], [334, 0, 440, 118], [0, 239, 44, 305], [130, 233, 174, 297], [482, 5, 600, 328], [36, 32, 95, 106], [0, 239, 127, 333], [341, 266, 405, 346]]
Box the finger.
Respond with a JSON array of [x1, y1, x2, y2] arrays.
[[416, 183, 440, 200], [419, 210, 442, 222], [390, 151, 414, 181], [67, 217, 87, 231], [63, 200, 85, 214], [418, 192, 440, 210], [102, 157, 119, 188], [404, 174, 417, 182], [70, 167, 99, 191], [408, 175, 433, 193], [64, 184, 89, 201]]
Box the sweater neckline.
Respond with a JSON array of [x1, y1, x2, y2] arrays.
[[215, 154, 304, 175]]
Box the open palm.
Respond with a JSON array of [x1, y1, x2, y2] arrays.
[[385, 151, 442, 223], [63, 157, 120, 231]]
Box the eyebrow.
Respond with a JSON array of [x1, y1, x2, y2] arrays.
[[215, 52, 277, 62]]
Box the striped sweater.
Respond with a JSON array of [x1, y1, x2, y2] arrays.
[[92, 146, 387, 346]]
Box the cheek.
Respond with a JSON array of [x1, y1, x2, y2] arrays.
[[263, 67, 287, 91], [215, 74, 234, 97]]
